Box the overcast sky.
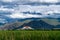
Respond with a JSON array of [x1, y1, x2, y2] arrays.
[[0, 0, 60, 23], [0, 0, 59, 3]]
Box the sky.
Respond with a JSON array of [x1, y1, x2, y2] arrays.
[[0, 0, 60, 23], [0, 0, 59, 2]]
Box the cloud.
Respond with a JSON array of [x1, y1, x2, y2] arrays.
[[17, 5, 60, 14], [0, 6, 15, 12], [0, 0, 60, 24], [0, 0, 15, 2], [2, 5, 60, 19], [0, 0, 59, 3], [44, 0, 58, 3], [25, 0, 58, 3], [0, 2, 60, 19], [6, 12, 43, 19], [0, 18, 7, 23]]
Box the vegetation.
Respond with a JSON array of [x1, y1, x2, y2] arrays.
[[0, 30, 60, 40]]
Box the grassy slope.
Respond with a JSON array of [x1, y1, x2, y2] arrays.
[[41, 18, 60, 26], [0, 31, 60, 40]]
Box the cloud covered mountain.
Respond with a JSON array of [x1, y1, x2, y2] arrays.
[[0, 0, 60, 24]]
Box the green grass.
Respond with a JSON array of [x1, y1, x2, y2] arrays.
[[0, 30, 60, 40]]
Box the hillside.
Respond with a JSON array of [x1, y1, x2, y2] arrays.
[[0, 18, 60, 30]]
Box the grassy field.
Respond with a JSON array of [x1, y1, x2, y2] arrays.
[[0, 30, 60, 40]]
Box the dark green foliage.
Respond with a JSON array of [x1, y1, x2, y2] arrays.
[[0, 31, 60, 40]]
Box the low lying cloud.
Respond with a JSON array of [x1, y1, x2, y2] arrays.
[[6, 12, 44, 19], [0, 18, 7, 23], [0, 6, 14, 12]]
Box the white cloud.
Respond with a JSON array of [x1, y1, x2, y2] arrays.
[[4, 5, 60, 19], [15, 5, 32, 12], [7, 12, 43, 19], [17, 5, 60, 14], [44, 0, 58, 3], [29, 0, 58, 3], [0, 6, 15, 12], [0, 0, 59, 3], [0, 18, 7, 23], [1, 0, 15, 2], [0, 3, 60, 19]]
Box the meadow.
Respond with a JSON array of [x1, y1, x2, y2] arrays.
[[0, 30, 60, 40]]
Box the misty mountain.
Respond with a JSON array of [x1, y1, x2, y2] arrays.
[[20, 20, 54, 30], [0, 19, 32, 30], [0, 18, 60, 30]]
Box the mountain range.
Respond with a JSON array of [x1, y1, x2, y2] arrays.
[[0, 18, 60, 30]]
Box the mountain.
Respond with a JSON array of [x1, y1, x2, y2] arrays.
[[0, 18, 60, 30], [20, 20, 54, 30], [0, 19, 32, 30]]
